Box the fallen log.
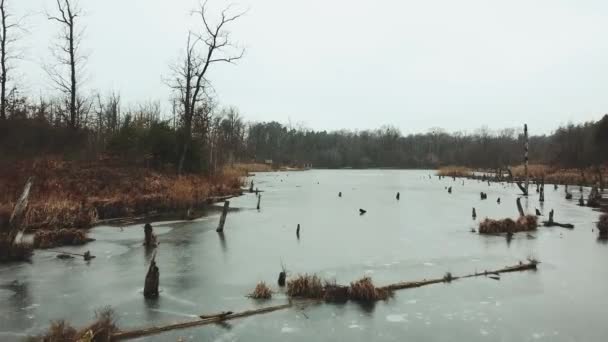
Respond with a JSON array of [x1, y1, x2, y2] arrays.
[[542, 209, 574, 229], [113, 303, 293, 340], [112, 260, 539, 340]]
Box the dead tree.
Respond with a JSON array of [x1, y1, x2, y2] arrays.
[[0, 0, 24, 120], [7, 177, 33, 244], [542, 209, 574, 229], [523, 124, 530, 195], [472, 207, 477, 219], [256, 194, 261, 210], [144, 254, 160, 299], [143, 223, 157, 247], [296, 224, 300, 239], [516, 197, 525, 217], [216, 200, 229, 232], [169, 1, 245, 174], [47, 0, 87, 129]]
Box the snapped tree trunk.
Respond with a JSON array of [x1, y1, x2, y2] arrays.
[[7, 177, 34, 244], [144, 255, 160, 299], [516, 197, 525, 217], [216, 201, 230, 232]]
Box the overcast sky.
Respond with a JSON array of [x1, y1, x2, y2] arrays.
[[13, 0, 608, 134]]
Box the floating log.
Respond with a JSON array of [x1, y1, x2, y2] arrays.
[[216, 201, 230, 233], [542, 209, 574, 229], [47, 250, 96, 261], [144, 255, 159, 299], [199, 311, 233, 319]]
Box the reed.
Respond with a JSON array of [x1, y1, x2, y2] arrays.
[[249, 282, 272, 300], [437, 166, 472, 178], [479, 215, 538, 234]]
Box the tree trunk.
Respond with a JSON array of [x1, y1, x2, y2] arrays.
[[523, 124, 529, 196], [216, 201, 230, 232], [7, 177, 34, 244], [516, 197, 524, 217], [144, 255, 160, 299]]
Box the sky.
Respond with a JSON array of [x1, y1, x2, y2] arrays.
[[12, 0, 608, 134]]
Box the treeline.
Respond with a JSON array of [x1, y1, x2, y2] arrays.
[[244, 117, 608, 169], [1, 1, 607, 174]]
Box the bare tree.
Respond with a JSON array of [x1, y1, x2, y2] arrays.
[[169, 1, 245, 174], [0, 0, 24, 120], [47, 0, 85, 129]]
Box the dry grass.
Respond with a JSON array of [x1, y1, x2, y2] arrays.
[[29, 307, 118, 342], [347, 277, 392, 302], [511, 164, 607, 186], [232, 163, 274, 173], [0, 236, 33, 262], [0, 157, 245, 232], [598, 214, 608, 237], [33, 229, 88, 249], [286, 274, 325, 299], [249, 282, 272, 300], [437, 166, 472, 178], [479, 215, 538, 234]]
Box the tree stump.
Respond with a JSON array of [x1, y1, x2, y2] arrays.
[[144, 223, 157, 247], [144, 256, 160, 299], [257, 195, 261, 210], [249, 180, 254, 193], [517, 197, 525, 217], [296, 224, 300, 239], [396, 192, 400, 200], [278, 271, 286, 287], [216, 201, 230, 232], [472, 208, 477, 219]]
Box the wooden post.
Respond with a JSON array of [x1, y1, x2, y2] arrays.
[[472, 208, 477, 219], [524, 124, 529, 196], [144, 255, 160, 299], [216, 201, 230, 232], [516, 197, 525, 217], [7, 177, 34, 244], [257, 195, 261, 210]]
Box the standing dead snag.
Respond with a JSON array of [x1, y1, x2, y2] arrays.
[[296, 224, 300, 239], [47, 0, 87, 130], [170, 1, 246, 174], [249, 180, 254, 193], [472, 208, 477, 219], [542, 209, 574, 229], [143, 223, 157, 247], [516, 197, 525, 217], [0, 0, 24, 120], [7, 177, 33, 244], [523, 124, 530, 195], [396, 192, 400, 200], [216, 200, 230, 232], [597, 214, 608, 239], [256, 194, 261, 210], [144, 254, 159, 299]]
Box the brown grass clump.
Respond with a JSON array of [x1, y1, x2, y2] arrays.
[[598, 214, 608, 238], [249, 282, 272, 300], [323, 281, 349, 303], [347, 277, 392, 302], [286, 274, 325, 299], [0, 236, 33, 262], [479, 215, 537, 234], [437, 166, 472, 178], [29, 307, 118, 342], [33, 229, 88, 249], [232, 163, 273, 173]]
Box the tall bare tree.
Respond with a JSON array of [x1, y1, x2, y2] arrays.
[[47, 0, 85, 129], [170, 1, 245, 174], [0, 0, 24, 120]]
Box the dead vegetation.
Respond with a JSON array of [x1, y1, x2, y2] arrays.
[[28, 306, 118, 342], [286, 274, 392, 303], [249, 282, 272, 299], [33, 229, 89, 249], [510, 164, 607, 187], [0, 236, 33, 262], [437, 166, 472, 178], [232, 162, 274, 173], [0, 158, 244, 232], [478, 215, 538, 234]]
